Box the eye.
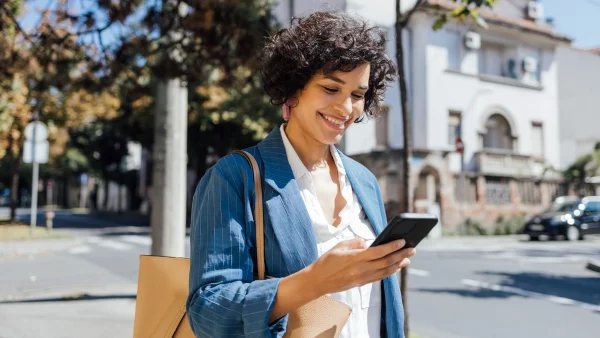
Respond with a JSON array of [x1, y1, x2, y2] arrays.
[[352, 93, 365, 99], [322, 86, 338, 94]]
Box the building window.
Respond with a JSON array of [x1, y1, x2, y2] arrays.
[[531, 122, 544, 158], [448, 111, 462, 146], [483, 114, 513, 151], [486, 177, 511, 204], [478, 43, 505, 77], [447, 30, 461, 70], [517, 180, 541, 205]]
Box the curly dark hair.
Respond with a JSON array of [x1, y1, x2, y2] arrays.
[[261, 11, 398, 120]]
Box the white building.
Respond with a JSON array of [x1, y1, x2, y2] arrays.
[[272, 0, 574, 231], [556, 46, 600, 170]]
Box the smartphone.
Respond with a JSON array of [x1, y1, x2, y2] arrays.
[[370, 213, 439, 248]]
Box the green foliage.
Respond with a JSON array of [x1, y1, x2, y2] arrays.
[[456, 214, 526, 236], [432, 0, 497, 31], [493, 214, 526, 236], [68, 118, 130, 181], [564, 145, 600, 183], [462, 217, 489, 236]]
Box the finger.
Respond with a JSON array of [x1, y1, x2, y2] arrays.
[[372, 247, 415, 270], [362, 239, 406, 261], [373, 258, 411, 282]]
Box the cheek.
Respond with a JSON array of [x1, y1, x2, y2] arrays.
[[352, 101, 365, 115]]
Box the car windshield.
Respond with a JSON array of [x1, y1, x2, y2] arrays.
[[544, 201, 579, 213]]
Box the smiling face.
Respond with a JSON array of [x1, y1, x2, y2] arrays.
[[286, 63, 371, 145]]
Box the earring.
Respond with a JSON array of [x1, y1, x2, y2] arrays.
[[282, 104, 291, 121]]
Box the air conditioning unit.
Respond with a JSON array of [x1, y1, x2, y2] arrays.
[[522, 56, 538, 73], [527, 1, 543, 20], [464, 31, 481, 50]]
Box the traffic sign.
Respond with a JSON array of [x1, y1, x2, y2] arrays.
[[23, 140, 49, 163], [25, 121, 48, 141], [456, 137, 465, 154]]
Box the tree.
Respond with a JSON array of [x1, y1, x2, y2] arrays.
[[0, 0, 120, 221], [564, 141, 600, 192], [394, 0, 496, 335]]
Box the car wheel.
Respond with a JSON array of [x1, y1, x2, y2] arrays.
[[529, 235, 539, 241], [566, 226, 580, 241]]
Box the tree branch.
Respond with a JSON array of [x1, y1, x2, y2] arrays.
[[399, 0, 427, 26]]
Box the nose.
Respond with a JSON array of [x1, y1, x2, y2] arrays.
[[335, 96, 353, 116]]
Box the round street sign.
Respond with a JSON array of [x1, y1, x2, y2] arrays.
[[456, 137, 465, 154], [25, 121, 49, 141]]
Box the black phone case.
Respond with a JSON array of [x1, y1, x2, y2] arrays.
[[370, 213, 439, 248]]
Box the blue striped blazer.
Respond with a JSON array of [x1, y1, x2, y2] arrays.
[[186, 126, 405, 337]]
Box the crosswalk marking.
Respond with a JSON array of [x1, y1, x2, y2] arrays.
[[462, 278, 600, 313], [409, 268, 431, 277], [95, 239, 133, 251], [119, 235, 152, 246], [67, 236, 154, 255], [68, 245, 91, 254]]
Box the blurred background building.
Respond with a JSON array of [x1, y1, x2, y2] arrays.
[[3, 0, 599, 238], [271, 0, 600, 235]]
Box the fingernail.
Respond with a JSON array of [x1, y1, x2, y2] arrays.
[[397, 240, 405, 248], [409, 248, 416, 255]]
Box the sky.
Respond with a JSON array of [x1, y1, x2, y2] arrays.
[[17, 0, 600, 49], [542, 0, 600, 49]]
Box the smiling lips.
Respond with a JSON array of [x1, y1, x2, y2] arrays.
[[319, 112, 347, 129]]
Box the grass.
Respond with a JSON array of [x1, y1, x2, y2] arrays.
[[0, 223, 71, 242]]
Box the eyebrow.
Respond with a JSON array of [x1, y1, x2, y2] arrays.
[[324, 74, 369, 90]]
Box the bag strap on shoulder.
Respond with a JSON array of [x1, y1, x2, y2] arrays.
[[231, 150, 265, 281]]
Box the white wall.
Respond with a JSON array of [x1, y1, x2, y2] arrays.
[[415, 15, 561, 170], [557, 46, 600, 169], [271, 0, 347, 25]]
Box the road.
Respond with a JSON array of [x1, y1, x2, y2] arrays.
[[0, 211, 598, 338]]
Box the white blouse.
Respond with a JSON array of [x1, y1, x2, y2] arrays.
[[280, 125, 382, 337]]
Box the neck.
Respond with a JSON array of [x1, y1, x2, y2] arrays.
[[284, 121, 331, 171]]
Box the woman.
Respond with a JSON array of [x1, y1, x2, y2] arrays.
[[187, 11, 416, 338]]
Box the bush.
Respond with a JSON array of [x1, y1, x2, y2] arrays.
[[457, 215, 526, 236], [462, 218, 489, 236], [493, 214, 526, 235]]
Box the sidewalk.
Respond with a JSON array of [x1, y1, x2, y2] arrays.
[[0, 284, 137, 338], [0, 237, 85, 260]]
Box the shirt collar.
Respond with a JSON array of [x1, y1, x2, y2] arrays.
[[279, 124, 347, 180], [280, 124, 310, 180]]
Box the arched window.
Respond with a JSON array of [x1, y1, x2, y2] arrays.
[[483, 114, 513, 150]]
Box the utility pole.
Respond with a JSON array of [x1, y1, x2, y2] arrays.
[[150, 0, 188, 257]]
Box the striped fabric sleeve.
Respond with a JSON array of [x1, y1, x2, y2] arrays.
[[186, 164, 288, 337]]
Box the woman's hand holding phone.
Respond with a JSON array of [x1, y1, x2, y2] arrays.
[[305, 238, 416, 297]]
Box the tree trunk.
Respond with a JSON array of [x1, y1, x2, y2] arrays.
[[9, 163, 19, 223], [103, 178, 110, 210], [150, 0, 188, 257], [396, 1, 414, 336], [8, 134, 24, 223]]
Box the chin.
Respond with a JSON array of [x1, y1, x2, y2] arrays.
[[320, 132, 344, 145]]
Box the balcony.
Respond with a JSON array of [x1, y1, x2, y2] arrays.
[[473, 150, 545, 178]]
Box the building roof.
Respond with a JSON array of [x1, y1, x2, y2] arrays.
[[422, 0, 572, 43]]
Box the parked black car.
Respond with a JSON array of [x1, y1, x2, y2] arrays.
[[523, 196, 600, 241]]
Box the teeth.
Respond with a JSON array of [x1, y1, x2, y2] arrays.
[[322, 114, 345, 126]]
